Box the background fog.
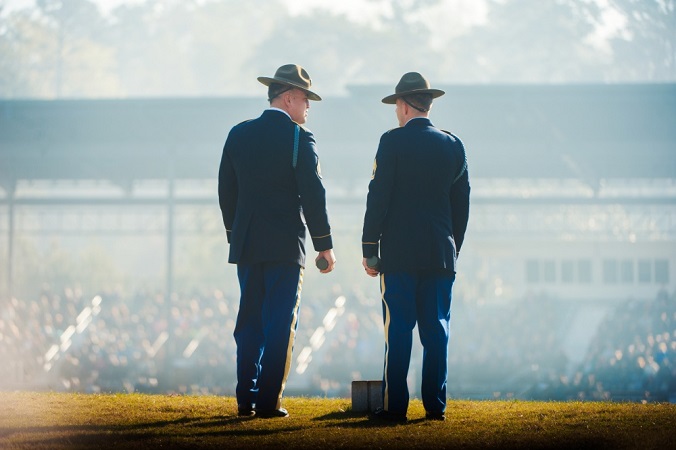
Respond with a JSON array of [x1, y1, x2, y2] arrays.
[[1, 0, 675, 402]]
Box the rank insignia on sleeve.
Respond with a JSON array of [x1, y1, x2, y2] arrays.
[[316, 160, 322, 178], [371, 159, 377, 180]]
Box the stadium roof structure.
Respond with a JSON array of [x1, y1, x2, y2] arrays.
[[1, 84, 674, 300], [0, 83, 674, 197]]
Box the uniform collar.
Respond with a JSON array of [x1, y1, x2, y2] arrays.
[[265, 107, 292, 120], [404, 116, 433, 127]]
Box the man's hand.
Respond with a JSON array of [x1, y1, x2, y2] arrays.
[[316, 249, 336, 274], [362, 257, 379, 277]]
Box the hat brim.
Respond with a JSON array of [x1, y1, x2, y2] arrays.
[[381, 88, 445, 104], [257, 76, 322, 101]]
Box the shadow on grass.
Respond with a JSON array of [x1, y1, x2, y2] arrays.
[[313, 410, 428, 428], [0, 416, 200, 437], [1, 414, 307, 447], [0, 415, 276, 438], [313, 410, 364, 421]]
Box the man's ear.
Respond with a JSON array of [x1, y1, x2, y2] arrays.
[[401, 101, 409, 115], [283, 90, 294, 107]]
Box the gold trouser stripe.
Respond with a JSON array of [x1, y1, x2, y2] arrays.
[[277, 266, 304, 409], [380, 274, 390, 411]]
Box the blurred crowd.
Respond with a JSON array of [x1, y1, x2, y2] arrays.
[[526, 289, 676, 402], [1, 284, 674, 403]]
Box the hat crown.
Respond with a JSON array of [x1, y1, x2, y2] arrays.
[[395, 72, 431, 94], [274, 64, 312, 90]]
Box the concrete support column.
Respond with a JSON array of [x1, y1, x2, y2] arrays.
[[166, 157, 175, 301], [6, 179, 16, 301]]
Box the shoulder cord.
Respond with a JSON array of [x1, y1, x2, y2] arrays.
[[292, 124, 300, 169]]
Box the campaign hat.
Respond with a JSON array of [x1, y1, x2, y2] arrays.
[[257, 64, 321, 101], [381, 72, 444, 104]]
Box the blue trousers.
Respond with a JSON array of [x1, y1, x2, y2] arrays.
[[234, 262, 303, 410], [380, 270, 455, 414]]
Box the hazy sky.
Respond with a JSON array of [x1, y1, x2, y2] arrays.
[[0, 0, 489, 29], [0, 0, 624, 50], [1, 0, 657, 98], [293, 0, 626, 50], [1, 0, 488, 25]]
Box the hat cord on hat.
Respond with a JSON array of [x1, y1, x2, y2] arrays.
[[402, 95, 431, 113], [267, 84, 294, 102]]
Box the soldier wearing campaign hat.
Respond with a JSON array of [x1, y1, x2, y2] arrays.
[[361, 72, 470, 423], [219, 64, 335, 419]]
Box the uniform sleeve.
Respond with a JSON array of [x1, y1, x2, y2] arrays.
[[295, 129, 333, 251], [450, 141, 470, 254], [218, 132, 238, 243], [361, 133, 396, 258]]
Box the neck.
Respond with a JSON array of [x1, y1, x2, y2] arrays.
[[401, 113, 428, 126], [270, 99, 289, 114], [409, 112, 428, 120]]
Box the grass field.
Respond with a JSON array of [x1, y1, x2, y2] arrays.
[[1, 392, 675, 449]]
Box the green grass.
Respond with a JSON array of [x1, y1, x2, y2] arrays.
[[0, 392, 675, 449]]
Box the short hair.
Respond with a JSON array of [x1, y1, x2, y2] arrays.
[[268, 83, 293, 102], [402, 93, 433, 112]]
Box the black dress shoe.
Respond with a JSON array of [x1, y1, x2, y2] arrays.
[[255, 408, 289, 418], [425, 411, 446, 421], [237, 405, 255, 417], [371, 407, 407, 423]]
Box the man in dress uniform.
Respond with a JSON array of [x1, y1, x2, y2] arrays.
[[361, 72, 470, 422], [219, 64, 336, 418]]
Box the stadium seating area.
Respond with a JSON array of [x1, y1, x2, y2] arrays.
[[532, 290, 676, 402], [1, 286, 674, 403]]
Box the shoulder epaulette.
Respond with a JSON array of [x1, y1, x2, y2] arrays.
[[441, 130, 467, 184], [292, 121, 311, 133], [441, 129, 456, 140]]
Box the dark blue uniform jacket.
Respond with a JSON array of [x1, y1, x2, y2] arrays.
[[219, 109, 332, 267], [362, 117, 470, 273]]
